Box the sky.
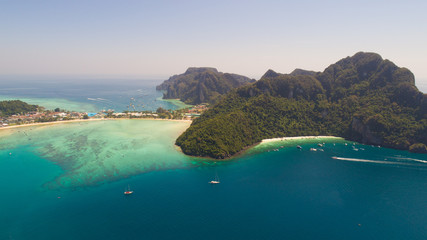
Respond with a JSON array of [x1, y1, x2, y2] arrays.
[[0, 0, 426, 89]]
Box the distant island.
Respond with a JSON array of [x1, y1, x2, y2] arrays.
[[176, 52, 427, 158], [156, 67, 255, 105]]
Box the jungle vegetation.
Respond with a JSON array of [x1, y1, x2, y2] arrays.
[[0, 100, 38, 117], [176, 52, 427, 158]]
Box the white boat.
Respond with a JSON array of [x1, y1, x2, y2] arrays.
[[124, 185, 133, 195], [209, 173, 220, 184]]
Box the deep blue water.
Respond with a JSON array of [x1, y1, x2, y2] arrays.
[[1, 141, 426, 240]]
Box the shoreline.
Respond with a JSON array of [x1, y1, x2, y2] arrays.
[[261, 136, 343, 143], [184, 136, 345, 161], [0, 118, 109, 130], [0, 118, 192, 131]]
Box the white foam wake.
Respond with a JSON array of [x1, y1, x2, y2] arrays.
[[390, 157, 427, 164], [87, 97, 112, 103], [331, 156, 409, 165]]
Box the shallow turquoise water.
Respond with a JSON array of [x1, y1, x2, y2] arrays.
[[0, 120, 192, 189], [1, 121, 426, 240]]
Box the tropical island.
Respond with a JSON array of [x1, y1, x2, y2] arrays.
[[156, 67, 255, 105], [3, 52, 426, 157], [175, 52, 427, 158]]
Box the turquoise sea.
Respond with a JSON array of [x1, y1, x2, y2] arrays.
[[0, 79, 426, 239]]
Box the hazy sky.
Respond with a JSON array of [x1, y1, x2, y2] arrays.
[[1, 0, 426, 87]]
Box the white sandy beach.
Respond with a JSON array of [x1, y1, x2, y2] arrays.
[[0, 118, 191, 131], [261, 136, 343, 143], [0, 118, 192, 138], [0, 118, 109, 131], [0, 119, 110, 137]]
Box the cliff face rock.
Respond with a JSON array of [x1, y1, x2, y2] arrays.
[[156, 67, 255, 105], [176, 52, 427, 159]]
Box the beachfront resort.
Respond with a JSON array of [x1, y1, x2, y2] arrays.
[[0, 101, 209, 128]]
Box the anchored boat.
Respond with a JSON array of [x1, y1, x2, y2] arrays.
[[124, 185, 133, 195], [209, 173, 220, 184]]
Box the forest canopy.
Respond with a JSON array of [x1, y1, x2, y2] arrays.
[[176, 52, 427, 158], [0, 100, 38, 117]]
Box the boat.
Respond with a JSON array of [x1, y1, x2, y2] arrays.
[[296, 145, 302, 149], [209, 173, 220, 184], [124, 185, 133, 195]]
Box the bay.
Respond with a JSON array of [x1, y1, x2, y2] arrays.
[[1, 122, 426, 239], [0, 78, 426, 239]]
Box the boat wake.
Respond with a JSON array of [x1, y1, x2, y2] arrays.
[[332, 155, 427, 169], [87, 97, 112, 102], [389, 156, 427, 164], [331, 156, 411, 166]]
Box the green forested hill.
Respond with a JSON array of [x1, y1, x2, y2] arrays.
[[0, 100, 38, 117], [176, 52, 427, 158], [156, 67, 255, 105]]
